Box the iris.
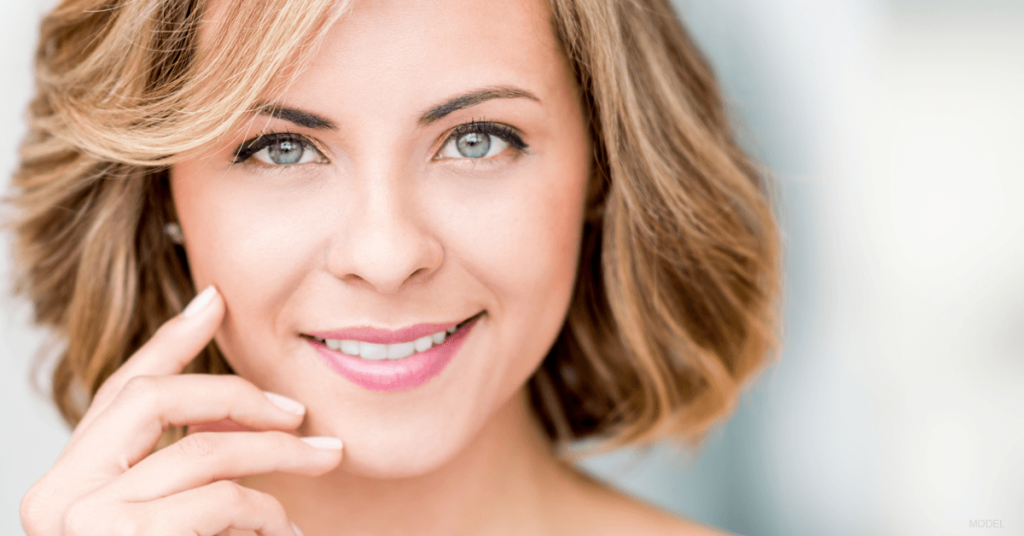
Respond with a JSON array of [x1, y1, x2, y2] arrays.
[[455, 131, 491, 158]]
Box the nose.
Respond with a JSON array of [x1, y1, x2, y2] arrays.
[[324, 168, 443, 295]]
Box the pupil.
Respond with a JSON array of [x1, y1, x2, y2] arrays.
[[269, 140, 304, 165], [456, 132, 490, 158]]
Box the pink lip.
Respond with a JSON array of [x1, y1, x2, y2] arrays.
[[307, 312, 482, 345], [308, 314, 483, 392]]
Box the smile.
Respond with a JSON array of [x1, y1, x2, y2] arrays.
[[304, 312, 482, 361], [304, 311, 486, 392]]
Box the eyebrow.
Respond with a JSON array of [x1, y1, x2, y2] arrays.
[[255, 104, 337, 130], [417, 85, 541, 126], [253, 85, 540, 131]]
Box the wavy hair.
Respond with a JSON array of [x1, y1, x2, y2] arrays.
[[3, 0, 783, 455]]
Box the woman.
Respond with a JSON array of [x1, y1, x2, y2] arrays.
[[7, 0, 782, 534]]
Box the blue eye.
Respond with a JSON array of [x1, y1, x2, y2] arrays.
[[233, 133, 326, 166], [437, 121, 529, 160]]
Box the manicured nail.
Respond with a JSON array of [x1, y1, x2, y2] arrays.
[[291, 521, 305, 536], [263, 391, 306, 416], [301, 436, 343, 450], [182, 285, 217, 318]]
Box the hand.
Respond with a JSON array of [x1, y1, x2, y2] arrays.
[[20, 285, 342, 536]]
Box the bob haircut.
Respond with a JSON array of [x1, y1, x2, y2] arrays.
[[4, 0, 783, 456]]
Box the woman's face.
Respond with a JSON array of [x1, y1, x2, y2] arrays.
[[170, 0, 590, 477]]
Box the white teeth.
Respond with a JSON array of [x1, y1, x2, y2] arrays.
[[414, 335, 433, 352], [320, 323, 468, 361], [359, 342, 388, 360], [340, 340, 360, 355], [387, 341, 416, 360]]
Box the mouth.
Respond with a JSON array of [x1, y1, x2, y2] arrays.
[[305, 310, 486, 391], [300, 310, 486, 358]]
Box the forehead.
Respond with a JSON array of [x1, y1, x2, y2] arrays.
[[321, 0, 555, 54], [200, 0, 568, 122]]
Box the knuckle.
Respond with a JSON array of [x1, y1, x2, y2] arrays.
[[107, 512, 144, 536], [118, 375, 160, 404], [19, 482, 49, 534], [209, 480, 248, 505], [262, 496, 289, 523], [247, 486, 289, 521], [62, 498, 99, 536], [210, 481, 287, 520], [176, 432, 221, 462], [91, 378, 119, 406]]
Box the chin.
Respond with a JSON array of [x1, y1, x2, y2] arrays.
[[337, 444, 460, 479], [326, 410, 489, 479]]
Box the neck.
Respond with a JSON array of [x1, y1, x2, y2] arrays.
[[240, 388, 586, 535]]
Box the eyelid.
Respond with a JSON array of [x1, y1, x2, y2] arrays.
[[433, 120, 529, 161], [230, 122, 525, 166], [231, 132, 329, 165]]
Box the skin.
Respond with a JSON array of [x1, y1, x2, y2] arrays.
[[173, 0, 590, 483], [19, 0, 733, 534]]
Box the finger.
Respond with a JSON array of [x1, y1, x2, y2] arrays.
[[76, 284, 225, 434], [112, 431, 342, 502], [187, 418, 259, 434], [132, 480, 302, 536], [62, 374, 307, 478]]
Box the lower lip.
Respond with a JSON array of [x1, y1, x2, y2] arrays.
[[307, 315, 482, 392]]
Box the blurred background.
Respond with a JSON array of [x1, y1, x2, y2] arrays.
[[2, 0, 1021, 534]]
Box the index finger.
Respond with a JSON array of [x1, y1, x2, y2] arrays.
[[76, 285, 225, 434]]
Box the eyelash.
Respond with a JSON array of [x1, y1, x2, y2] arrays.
[[231, 131, 318, 164], [437, 120, 530, 160], [230, 120, 529, 167]]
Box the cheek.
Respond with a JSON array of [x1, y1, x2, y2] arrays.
[[459, 157, 589, 389], [487, 184, 583, 308], [170, 165, 321, 373]]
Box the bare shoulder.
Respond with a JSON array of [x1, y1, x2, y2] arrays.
[[586, 493, 736, 536], [556, 470, 737, 536]]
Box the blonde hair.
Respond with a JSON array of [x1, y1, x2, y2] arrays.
[[4, 0, 783, 456]]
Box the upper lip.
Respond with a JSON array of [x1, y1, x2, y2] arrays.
[[306, 311, 484, 345]]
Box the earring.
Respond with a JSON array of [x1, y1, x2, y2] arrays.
[[164, 222, 185, 245]]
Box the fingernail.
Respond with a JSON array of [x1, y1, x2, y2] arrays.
[[182, 285, 217, 318], [263, 391, 306, 416], [301, 436, 343, 450], [291, 521, 305, 536]]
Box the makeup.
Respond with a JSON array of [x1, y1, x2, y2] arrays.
[[306, 313, 484, 392]]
